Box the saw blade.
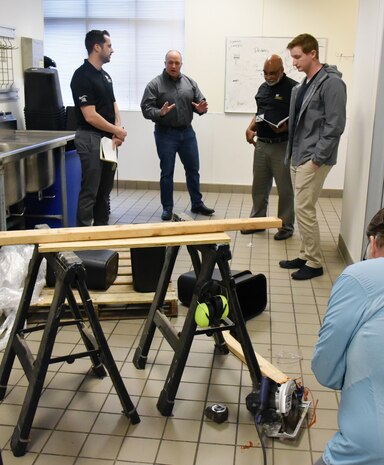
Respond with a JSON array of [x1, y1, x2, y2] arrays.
[[282, 391, 301, 433]]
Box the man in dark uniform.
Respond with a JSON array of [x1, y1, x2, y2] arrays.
[[70, 30, 127, 226], [242, 54, 296, 240], [141, 50, 215, 221]]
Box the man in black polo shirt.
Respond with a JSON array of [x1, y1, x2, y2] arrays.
[[70, 30, 127, 226], [242, 55, 296, 240]]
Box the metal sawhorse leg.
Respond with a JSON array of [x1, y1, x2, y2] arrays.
[[133, 242, 262, 416], [0, 245, 140, 457]]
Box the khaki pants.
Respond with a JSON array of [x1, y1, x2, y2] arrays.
[[291, 161, 332, 268]]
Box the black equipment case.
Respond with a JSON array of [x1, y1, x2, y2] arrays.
[[177, 269, 267, 321], [46, 249, 119, 291]]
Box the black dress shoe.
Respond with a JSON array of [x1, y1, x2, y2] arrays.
[[161, 207, 173, 221], [240, 229, 266, 235], [279, 257, 306, 269], [291, 265, 324, 280], [191, 203, 215, 216], [274, 230, 293, 241]]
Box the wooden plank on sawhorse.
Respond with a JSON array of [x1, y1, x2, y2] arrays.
[[0, 217, 282, 246], [38, 232, 231, 252]]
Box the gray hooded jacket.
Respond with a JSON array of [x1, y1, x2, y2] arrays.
[[285, 64, 346, 167]]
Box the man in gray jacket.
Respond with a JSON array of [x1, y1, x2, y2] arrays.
[[141, 50, 215, 221], [279, 33, 346, 280]]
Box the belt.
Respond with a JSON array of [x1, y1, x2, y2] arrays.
[[171, 125, 189, 131], [156, 124, 190, 131], [258, 136, 288, 144]]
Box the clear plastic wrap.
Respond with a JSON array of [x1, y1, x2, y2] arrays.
[[0, 245, 46, 351]]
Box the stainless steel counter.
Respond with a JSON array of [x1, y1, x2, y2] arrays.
[[0, 130, 75, 230]]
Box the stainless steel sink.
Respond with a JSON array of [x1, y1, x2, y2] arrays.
[[4, 161, 26, 207], [0, 143, 27, 207], [25, 149, 55, 193], [0, 142, 31, 152], [0, 141, 55, 201], [0, 130, 75, 228]]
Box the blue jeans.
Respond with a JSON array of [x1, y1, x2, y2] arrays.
[[154, 125, 202, 209]]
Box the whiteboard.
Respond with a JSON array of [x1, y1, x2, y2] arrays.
[[224, 37, 327, 113]]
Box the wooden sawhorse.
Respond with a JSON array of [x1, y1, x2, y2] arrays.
[[0, 245, 140, 457], [0, 217, 281, 440], [133, 239, 264, 416]]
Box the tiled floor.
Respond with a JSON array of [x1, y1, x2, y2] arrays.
[[0, 188, 346, 465]]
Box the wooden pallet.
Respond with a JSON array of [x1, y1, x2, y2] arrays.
[[28, 249, 178, 323]]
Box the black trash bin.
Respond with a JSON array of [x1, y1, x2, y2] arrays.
[[131, 247, 166, 292]]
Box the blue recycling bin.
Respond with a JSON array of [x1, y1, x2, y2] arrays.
[[24, 149, 81, 228]]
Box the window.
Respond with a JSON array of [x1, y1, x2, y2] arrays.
[[44, 0, 184, 110]]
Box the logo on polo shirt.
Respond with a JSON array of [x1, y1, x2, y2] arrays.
[[79, 95, 88, 103]]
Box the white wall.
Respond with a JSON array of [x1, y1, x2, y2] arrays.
[[340, 0, 384, 262], [2, 0, 358, 192], [119, 0, 358, 190]]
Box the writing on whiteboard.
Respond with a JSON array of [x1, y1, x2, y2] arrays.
[[225, 37, 327, 113]]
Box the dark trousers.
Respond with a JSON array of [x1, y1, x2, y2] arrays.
[[154, 125, 202, 209], [251, 139, 295, 232], [74, 130, 116, 227]]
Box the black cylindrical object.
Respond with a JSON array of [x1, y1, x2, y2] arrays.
[[130, 247, 166, 292], [23, 67, 66, 130], [24, 67, 63, 112]]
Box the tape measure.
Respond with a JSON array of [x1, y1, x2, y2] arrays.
[[204, 403, 229, 423]]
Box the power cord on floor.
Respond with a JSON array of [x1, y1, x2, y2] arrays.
[[254, 412, 268, 465]]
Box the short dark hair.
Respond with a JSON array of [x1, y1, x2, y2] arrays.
[[85, 30, 110, 55], [366, 208, 384, 248], [287, 33, 319, 59]]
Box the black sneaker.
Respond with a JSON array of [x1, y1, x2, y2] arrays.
[[161, 207, 173, 221], [291, 265, 324, 280], [274, 230, 293, 241], [279, 258, 306, 269], [191, 203, 215, 216]]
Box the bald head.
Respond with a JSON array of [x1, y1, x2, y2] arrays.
[[263, 54, 284, 86], [165, 50, 182, 62], [265, 54, 283, 68], [164, 50, 183, 80]]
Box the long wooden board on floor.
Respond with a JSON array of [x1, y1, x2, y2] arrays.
[[0, 217, 282, 246], [223, 333, 289, 384]]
